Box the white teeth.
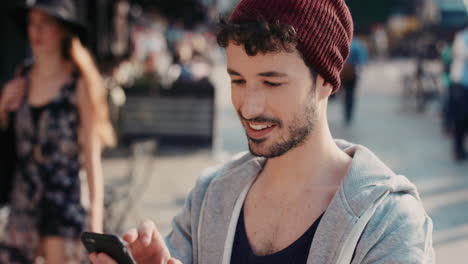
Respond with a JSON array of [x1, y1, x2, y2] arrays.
[[249, 123, 273, 131]]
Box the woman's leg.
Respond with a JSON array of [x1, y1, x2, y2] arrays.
[[42, 236, 66, 264]]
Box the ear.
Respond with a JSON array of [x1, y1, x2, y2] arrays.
[[316, 75, 333, 99]]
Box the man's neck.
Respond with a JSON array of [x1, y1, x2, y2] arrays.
[[260, 118, 352, 192]]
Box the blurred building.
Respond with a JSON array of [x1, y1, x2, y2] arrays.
[[421, 0, 468, 29]]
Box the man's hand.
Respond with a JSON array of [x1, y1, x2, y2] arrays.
[[89, 254, 182, 264], [89, 219, 182, 264]]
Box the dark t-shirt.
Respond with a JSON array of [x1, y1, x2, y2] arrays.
[[231, 208, 324, 264]]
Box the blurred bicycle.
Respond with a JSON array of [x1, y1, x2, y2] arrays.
[[402, 58, 442, 113]]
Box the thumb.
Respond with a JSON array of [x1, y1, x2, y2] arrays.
[[168, 258, 182, 264]]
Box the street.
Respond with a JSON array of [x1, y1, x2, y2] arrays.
[[103, 59, 468, 263]]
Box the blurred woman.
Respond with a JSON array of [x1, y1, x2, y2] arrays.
[[0, 0, 115, 263]]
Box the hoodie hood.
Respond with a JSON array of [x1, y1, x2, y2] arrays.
[[335, 139, 420, 217], [307, 139, 425, 263]]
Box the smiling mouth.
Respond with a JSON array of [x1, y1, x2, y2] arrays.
[[245, 121, 277, 140], [248, 123, 274, 130]]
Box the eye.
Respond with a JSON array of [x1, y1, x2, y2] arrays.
[[264, 81, 282, 87], [231, 79, 246, 85]]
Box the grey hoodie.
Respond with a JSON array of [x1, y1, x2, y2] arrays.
[[165, 140, 434, 263]]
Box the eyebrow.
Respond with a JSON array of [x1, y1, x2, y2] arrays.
[[257, 71, 287, 77], [227, 69, 288, 77], [227, 69, 241, 76]]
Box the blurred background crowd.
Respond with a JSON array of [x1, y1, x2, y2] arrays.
[[0, 0, 467, 263], [2, 0, 467, 157]]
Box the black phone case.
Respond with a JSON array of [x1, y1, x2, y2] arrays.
[[80, 232, 135, 264]]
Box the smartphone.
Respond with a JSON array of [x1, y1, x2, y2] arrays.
[[81, 232, 135, 264]]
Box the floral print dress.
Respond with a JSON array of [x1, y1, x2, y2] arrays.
[[0, 71, 87, 263]]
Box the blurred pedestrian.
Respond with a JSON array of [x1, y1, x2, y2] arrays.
[[340, 36, 368, 125], [450, 27, 468, 161], [440, 36, 455, 135], [0, 0, 115, 263], [372, 24, 388, 60], [90, 0, 433, 263]]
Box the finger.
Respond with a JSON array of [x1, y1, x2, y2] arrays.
[[11, 84, 25, 98], [10, 92, 22, 98], [89, 253, 98, 263], [7, 96, 23, 110], [168, 258, 183, 264], [138, 219, 156, 246], [12, 87, 25, 94], [2, 90, 13, 99], [0, 97, 6, 111], [8, 102, 21, 111], [15, 78, 26, 86], [11, 92, 23, 101], [96, 252, 118, 264], [72, 37, 82, 46], [4, 90, 20, 99], [0, 97, 12, 112], [12, 80, 25, 90], [150, 222, 171, 257], [136, 219, 171, 258], [122, 228, 138, 244]]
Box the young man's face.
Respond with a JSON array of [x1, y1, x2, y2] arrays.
[[226, 43, 320, 158]]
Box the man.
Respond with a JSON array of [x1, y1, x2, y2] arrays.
[[450, 27, 468, 161], [91, 0, 434, 263]]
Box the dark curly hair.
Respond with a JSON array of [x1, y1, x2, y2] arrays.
[[216, 17, 317, 80]]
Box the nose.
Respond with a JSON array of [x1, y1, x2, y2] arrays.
[[240, 86, 266, 120]]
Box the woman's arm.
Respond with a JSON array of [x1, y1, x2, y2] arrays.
[[77, 78, 104, 233]]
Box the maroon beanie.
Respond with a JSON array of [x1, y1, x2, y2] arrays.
[[229, 0, 354, 93]]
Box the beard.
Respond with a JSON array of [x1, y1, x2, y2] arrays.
[[239, 98, 318, 159]]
